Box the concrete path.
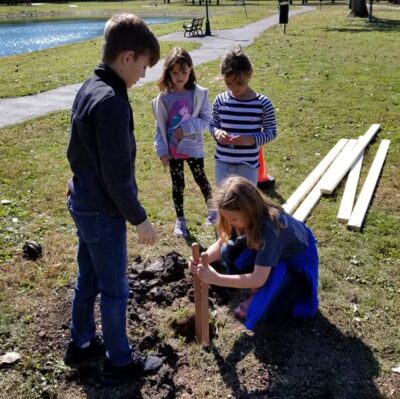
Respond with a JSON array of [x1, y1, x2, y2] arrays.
[[0, 6, 313, 128]]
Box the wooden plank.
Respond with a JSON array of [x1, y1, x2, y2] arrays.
[[347, 140, 390, 232], [319, 124, 381, 195], [337, 148, 364, 223], [293, 139, 358, 222], [191, 243, 203, 344], [200, 252, 209, 345], [283, 138, 349, 215]]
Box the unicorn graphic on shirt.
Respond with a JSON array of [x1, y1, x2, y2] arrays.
[[167, 99, 191, 141]]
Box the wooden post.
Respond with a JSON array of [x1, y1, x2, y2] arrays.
[[283, 138, 349, 215], [337, 145, 364, 223], [319, 124, 380, 195], [191, 243, 210, 346], [200, 252, 209, 345], [347, 140, 390, 231], [191, 243, 202, 344], [293, 139, 358, 222]]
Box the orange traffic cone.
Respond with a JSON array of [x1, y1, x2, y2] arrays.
[[258, 147, 275, 188]]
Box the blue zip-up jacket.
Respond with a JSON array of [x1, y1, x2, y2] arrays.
[[67, 63, 147, 225]]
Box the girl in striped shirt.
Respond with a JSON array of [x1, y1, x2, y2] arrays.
[[210, 47, 277, 186]]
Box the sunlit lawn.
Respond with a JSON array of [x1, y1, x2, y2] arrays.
[[0, 4, 399, 398]]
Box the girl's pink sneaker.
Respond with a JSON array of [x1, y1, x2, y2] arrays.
[[234, 296, 253, 319]]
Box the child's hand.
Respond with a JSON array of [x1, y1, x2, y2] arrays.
[[136, 219, 157, 245], [215, 129, 232, 145], [174, 127, 184, 141], [191, 260, 217, 285], [228, 134, 255, 146], [188, 256, 200, 274], [197, 264, 217, 285], [160, 156, 169, 166]]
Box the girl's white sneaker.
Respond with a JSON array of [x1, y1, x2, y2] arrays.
[[206, 209, 217, 226], [174, 217, 188, 237]]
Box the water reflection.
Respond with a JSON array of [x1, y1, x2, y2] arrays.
[[0, 17, 175, 57]]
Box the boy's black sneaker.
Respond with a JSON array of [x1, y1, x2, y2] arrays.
[[64, 337, 106, 367], [101, 352, 163, 386]]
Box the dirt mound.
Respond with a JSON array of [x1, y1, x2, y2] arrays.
[[2, 252, 391, 398]]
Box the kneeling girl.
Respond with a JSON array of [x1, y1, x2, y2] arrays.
[[190, 176, 319, 330]]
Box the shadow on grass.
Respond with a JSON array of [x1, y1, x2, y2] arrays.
[[257, 182, 287, 205], [212, 311, 382, 398], [185, 227, 218, 250], [65, 360, 145, 399], [325, 18, 400, 33]]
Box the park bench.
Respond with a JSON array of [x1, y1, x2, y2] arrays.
[[183, 17, 204, 37]]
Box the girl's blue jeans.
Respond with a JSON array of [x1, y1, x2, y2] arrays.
[[67, 196, 131, 366], [215, 159, 258, 186]]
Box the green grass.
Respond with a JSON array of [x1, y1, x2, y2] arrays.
[[0, 4, 399, 398], [0, 39, 200, 98], [0, 1, 276, 98], [0, 0, 276, 18]]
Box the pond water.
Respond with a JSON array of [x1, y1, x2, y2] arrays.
[[0, 17, 175, 57]]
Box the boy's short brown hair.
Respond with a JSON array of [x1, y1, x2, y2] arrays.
[[220, 46, 253, 77], [102, 13, 160, 67]]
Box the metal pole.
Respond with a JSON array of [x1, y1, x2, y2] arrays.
[[368, 0, 373, 22], [205, 0, 211, 35]]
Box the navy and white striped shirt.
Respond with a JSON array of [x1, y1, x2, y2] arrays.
[[210, 91, 277, 167]]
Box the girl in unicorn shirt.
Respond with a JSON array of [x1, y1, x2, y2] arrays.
[[153, 47, 216, 238]]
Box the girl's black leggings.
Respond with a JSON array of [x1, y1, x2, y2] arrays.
[[169, 157, 212, 218]]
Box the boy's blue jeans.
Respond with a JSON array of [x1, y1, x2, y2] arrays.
[[67, 196, 132, 366]]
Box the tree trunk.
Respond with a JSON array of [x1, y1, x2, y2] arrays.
[[349, 0, 369, 17]]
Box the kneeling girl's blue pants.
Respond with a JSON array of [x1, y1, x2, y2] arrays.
[[246, 226, 319, 330], [220, 226, 319, 330]]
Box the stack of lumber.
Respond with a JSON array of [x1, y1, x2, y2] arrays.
[[282, 124, 390, 231]]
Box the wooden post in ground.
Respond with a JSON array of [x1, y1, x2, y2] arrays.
[[191, 244, 210, 345], [200, 252, 209, 345], [191, 243, 202, 344]]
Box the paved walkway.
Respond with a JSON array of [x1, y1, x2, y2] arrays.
[[0, 7, 313, 128]]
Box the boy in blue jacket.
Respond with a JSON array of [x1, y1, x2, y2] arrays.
[[65, 14, 161, 385]]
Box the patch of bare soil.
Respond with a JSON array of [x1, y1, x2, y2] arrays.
[[1, 252, 398, 398]]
